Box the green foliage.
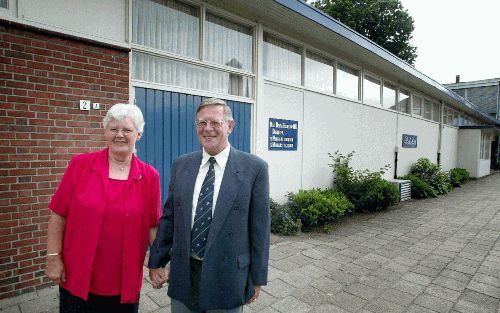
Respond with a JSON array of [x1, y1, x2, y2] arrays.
[[449, 168, 470, 187], [401, 174, 437, 199], [312, 0, 417, 64], [410, 158, 452, 195], [270, 199, 300, 236], [328, 151, 399, 212], [288, 188, 353, 231]]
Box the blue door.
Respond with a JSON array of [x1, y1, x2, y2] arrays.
[[135, 88, 251, 199]]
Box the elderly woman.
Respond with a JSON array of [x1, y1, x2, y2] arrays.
[[45, 103, 161, 312]]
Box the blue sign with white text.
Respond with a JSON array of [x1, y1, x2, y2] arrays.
[[268, 118, 298, 151], [402, 134, 417, 148]]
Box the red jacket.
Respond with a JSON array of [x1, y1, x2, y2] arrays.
[[49, 148, 161, 303]]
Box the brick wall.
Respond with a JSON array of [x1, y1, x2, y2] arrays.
[[0, 22, 130, 299]]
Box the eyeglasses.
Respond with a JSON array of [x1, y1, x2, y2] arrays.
[[195, 120, 225, 128], [106, 128, 135, 135]]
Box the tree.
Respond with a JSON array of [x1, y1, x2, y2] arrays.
[[312, 0, 417, 65]]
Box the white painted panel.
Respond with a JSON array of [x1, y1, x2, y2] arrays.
[[457, 129, 480, 178], [440, 126, 458, 171], [301, 91, 398, 190], [20, 0, 127, 44], [478, 160, 491, 177], [396, 115, 439, 176], [256, 82, 303, 202]]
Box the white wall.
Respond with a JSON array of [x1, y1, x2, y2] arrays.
[[255, 82, 304, 202], [11, 0, 128, 46], [478, 159, 491, 177], [396, 115, 440, 176], [457, 129, 480, 177], [440, 126, 459, 171], [257, 82, 445, 201]]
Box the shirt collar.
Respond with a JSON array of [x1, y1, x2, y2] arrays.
[[202, 144, 230, 169]]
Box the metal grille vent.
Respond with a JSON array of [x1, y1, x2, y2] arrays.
[[390, 179, 411, 201]]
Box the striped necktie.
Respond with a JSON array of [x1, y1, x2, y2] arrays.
[[191, 157, 216, 259]]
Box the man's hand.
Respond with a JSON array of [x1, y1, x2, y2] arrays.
[[247, 285, 261, 304], [149, 267, 169, 289], [45, 256, 66, 284]]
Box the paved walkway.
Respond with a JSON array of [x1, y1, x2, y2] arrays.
[[1, 173, 499, 313]]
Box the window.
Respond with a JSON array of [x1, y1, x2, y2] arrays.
[[432, 102, 440, 122], [0, 0, 7, 9], [336, 63, 359, 100], [452, 111, 459, 126], [480, 133, 491, 160], [263, 33, 301, 85], [423, 99, 432, 120], [412, 95, 423, 116], [446, 108, 453, 125], [383, 82, 397, 110], [398, 89, 410, 114], [443, 107, 449, 125], [132, 52, 253, 97], [133, 0, 200, 59], [363, 75, 381, 107], [305, 52, 334, 93], [205, 12, 253, 71]]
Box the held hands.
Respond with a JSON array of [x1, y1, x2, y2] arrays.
[[246, 285, 261, 304], [45, 256, 66, 284], [149, 267, 169, 289]]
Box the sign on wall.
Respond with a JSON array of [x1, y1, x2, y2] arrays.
[[402, 134, 418, 148], [268, 118, 298, 151]]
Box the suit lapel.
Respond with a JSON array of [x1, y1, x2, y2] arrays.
[[204, 148, 242, 256], [179, 153, 202, 234]]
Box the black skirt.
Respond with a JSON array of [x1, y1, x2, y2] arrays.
[[59, 287, 139, 313]]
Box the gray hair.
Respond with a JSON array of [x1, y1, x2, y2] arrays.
[[103, 103, 145, 133], [196, 98, 234, 121]]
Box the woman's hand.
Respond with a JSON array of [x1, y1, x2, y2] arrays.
[[45, 255, 66, 284]]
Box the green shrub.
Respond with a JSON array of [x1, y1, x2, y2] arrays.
[[449, 168, 470, 187], [409, 158, 452, 195], [401, 174, 437, 199], [328, 151, 399, 212], [270, 199, 300, 236], [288, 188, 353, 231]]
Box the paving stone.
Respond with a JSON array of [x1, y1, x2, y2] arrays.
[[328, 291, 367, 312], [269, 249, 291, 261], [424, 284, 461, 302], [312, 258, 342, 272], [325, 269, 357, 285], [410, 264, 442, 278], [145, 288, 171, 307], [301, 249, 326, 260], [340, 263, 372, 277], [406, 304, 441, 313], [246, 290, 278, 312], [270, 258, 301, 273], [344, 283, 380, 301], [460, 289, 499, 312], [0, 305, 21, 313], [363, 297, 405, 313], [440, 269, 473, 284], [262, 279, 296, 298], [271, 296, 311, 313], [267, 266, 287, 281], [308, 303, 348, 313], [402, 272, 433, 286], [381, 262, 410, 274], [453, 298, 494, 313], [297, 264, 329, 279], [472, 273, 500, 288], [18, 294, 58, 313], [0, 292, 38, 309], [358, 276, 391, 290], [446, 262, 478, 275], [139, 295, 160, 313], [308, 276, 343, 295], [378, 288, 415, 305], [414, 293, 455, 313], [391, 280, 426, 296], [281, 270, 313, 288], [290, 285, 329, 307], [467, 280, 500, 299]]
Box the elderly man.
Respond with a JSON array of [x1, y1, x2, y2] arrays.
[[149, 98, 270, 313]]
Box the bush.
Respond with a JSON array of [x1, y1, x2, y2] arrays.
[[288, 188, 353, 231], [449, 168, 470, 187], [401, 174, 437, 199], [410, 158, 452, 195], [270, 199, 300, 236], [329, 151, 399, 212]]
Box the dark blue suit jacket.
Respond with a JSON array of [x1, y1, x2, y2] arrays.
[[148, 148, 270, 310]]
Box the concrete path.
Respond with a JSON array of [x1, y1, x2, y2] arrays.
[[1, 174, 499, 313]]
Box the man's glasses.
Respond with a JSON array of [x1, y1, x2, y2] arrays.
[[195, 120, 225, 129]]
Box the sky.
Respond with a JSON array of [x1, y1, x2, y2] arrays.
[[398, 0, 500, 84]]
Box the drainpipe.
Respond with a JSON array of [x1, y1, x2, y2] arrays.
[[437, 101, 443, 165]]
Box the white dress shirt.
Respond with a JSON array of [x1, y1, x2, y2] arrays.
[[191, 145, 230, 229]]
